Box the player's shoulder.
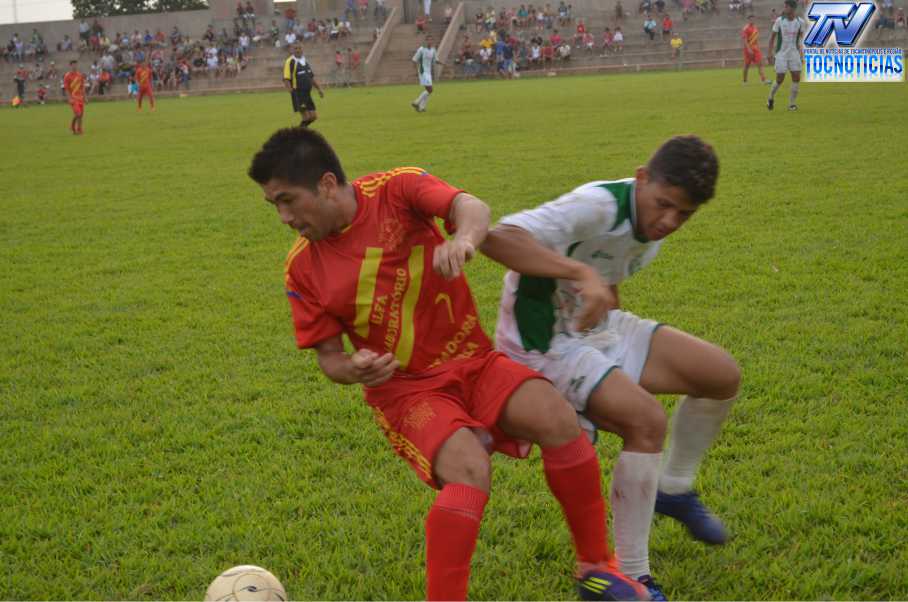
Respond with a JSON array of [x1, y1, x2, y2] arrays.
[[572, 178, 633, 205], [285, 236, 312, 273], [772, 15, 783, 27], [355, 166, 431, 197]]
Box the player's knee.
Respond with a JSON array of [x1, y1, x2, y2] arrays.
[[438, 451, 491, 491], [708, 352, 740, 400], [434, 430, 492, 491], [622, 395, 666, 451], [536, 391, 582, 447]]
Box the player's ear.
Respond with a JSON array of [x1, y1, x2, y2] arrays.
[[635, 166, 649, 186], [318, 171, 339, 198]]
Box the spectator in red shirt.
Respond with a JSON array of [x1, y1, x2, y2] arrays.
[[661, 13, 673, 39], [573, 19, 586, 47]]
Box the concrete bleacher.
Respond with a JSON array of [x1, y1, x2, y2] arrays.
[[437, 0, 908, 80], [2, 0, 905, 103]]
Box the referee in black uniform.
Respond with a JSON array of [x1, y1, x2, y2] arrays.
[[283, 45, 325, 127]]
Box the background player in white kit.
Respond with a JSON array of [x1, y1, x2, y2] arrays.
[[481, 136, 741, 602], [411, 35, 443, 112], [767, 0, 807, 111]]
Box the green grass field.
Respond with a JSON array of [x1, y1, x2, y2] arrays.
[[1, 69, 906, 600]]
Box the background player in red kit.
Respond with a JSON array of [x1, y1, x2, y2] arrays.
[[62, 60, 85, 134], [248, 128, 648, 602], [135, 58, 155, 111], [741, 14, 768, 84]]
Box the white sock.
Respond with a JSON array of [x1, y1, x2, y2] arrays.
[[769, 81, 781, 100], [659, 396, 735, 495], [414, 90, 428, 105], [788, 82, 799, 106], [610, 451, 661, 579], [419, 91, 431, 110]]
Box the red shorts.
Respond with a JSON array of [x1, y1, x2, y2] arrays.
[[70, 100, 84, 116], [138, 86, 154, 97], [744, 48, 763, 65], [365, 351, 544, 488]]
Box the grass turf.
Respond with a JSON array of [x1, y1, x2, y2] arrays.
[[1, 68, 906, 600]]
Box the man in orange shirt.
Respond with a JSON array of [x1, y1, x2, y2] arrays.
[[62, 60, 86, 135], [135, 57, 156, 110], [741, 14, 768, 84]]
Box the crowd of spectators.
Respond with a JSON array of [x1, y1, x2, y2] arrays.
[[453, 0, 693, 78]]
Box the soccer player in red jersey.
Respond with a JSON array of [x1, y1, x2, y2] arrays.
[[741, 14, 768, 84], [248, 128, 648, 602], [135, 58, 155, 111], [62, 60, 85, 135]]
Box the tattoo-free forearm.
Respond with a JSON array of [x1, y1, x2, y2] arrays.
[[316, 349, 360, 384], [481, 225, 596, 281], [449, 193, 491, 249]]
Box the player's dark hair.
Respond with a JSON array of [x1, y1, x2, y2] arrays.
[[646, 135, 719, 204], [248, 127, 347, 190], [784, 0, 796, 8]]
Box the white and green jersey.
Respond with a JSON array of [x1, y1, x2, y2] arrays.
[[412, 45, 438, 75], [495, 178, 662, 354], [772, 16, 806, 55]]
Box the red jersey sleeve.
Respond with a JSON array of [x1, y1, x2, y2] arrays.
[[286, 265, 344, 349], [391, 169, 464, 233]]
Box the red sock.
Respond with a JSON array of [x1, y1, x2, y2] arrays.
[[425, 484, 488, 601], [541, 434, 612, 565]]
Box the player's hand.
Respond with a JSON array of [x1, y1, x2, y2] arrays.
[[433, 239, 476, 279], [350, 349, 399, 387], [318, 89, 324, 98], [574, 267, 618, 332], [767, 53, 774, 63]]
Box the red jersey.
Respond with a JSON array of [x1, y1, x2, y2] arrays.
[[742, 23, 760, 50], [135, 64, 153, 88], [284, 168, 493, 373], [63, 71, 85, 102]]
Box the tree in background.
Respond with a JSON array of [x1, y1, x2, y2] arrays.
[[72, 0, 209, 18]]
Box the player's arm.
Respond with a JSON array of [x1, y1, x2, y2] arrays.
[[312, 75, 324, 97], [314, 335, 399, 386], [481, 225, 617, 330], [433, 192, 491, 279], [282, 57, 293, 91]]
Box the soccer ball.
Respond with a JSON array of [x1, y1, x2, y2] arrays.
[[204, 565, 287, 601]]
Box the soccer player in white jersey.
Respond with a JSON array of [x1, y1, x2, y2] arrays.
[[481, 136, 741, 602], [411, 35, 442, 112], [767, 0, 807, 111]]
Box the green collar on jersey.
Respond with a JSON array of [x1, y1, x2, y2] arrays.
[[599, 180, 649, 243]]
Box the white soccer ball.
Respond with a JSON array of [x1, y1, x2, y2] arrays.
[[204, 565, 287, 601]]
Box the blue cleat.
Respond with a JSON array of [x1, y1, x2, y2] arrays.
[[637, 575, 668, 602], [655, 490, 728, 545], [577, 568, 650, 601]]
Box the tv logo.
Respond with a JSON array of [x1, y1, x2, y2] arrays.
[[804, 2, 876, 47]]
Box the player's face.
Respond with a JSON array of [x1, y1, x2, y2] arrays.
[[782, 3, 794, 17], [633, 167, 699, 241], [262, 177, 341, 241]]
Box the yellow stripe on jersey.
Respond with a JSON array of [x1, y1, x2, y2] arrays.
[[358, 167, 427, 199], [354, 247, 384, 338], [395, 245, 424, 370], [284, 236, 309, 287], [283, 56, 294, 86]]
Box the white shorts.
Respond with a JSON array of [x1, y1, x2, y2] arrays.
[[419, 71, 433, 86], [500, 309, 661, 439], [775, 51, 802, 74]]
